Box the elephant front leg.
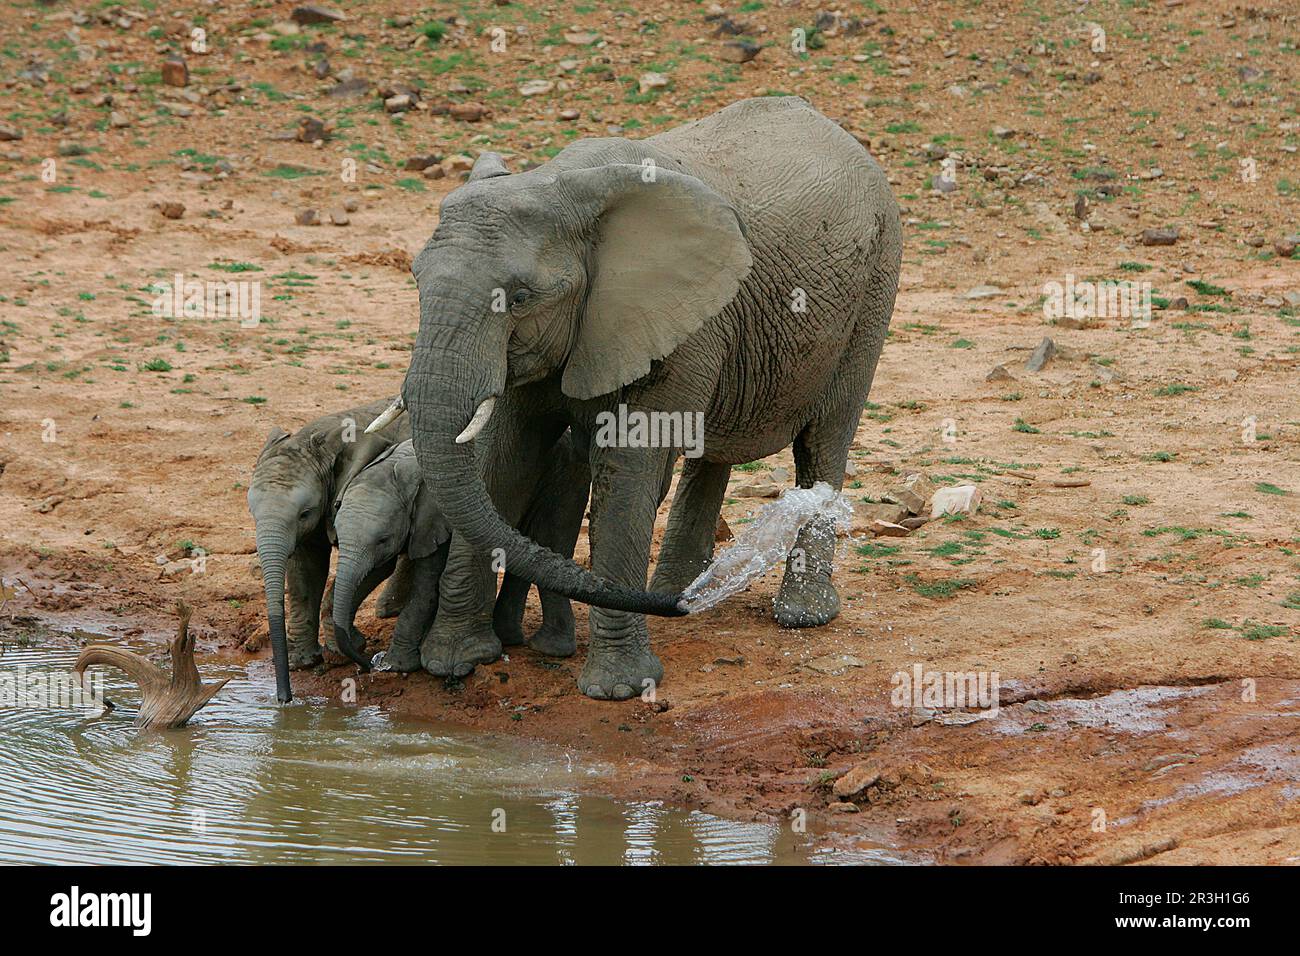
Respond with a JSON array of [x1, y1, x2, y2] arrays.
[[387, 549, 447, 672], [421, 534, 501, 678], [374, 554, 413, 619], [286, 544, 329, 669], [650, 457, 730, 594], [579, 445, 671, 701]]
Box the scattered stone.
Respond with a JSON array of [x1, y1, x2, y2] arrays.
[[1284, 291, 1300, 308], [384, 94, 413, 114], [291, 5, 345, 26], [719, 41, 761, 64], [930, 484, 981, 520], [993, 125, 1014, 139], [803, 654, 864, 675], [828, 801, 860, 813], [297, 117, 328, 143], [161, 58, 188, 87], [986, 363, 1016, 382], [449, 103, 487, 122], [403, 154, 440, 171], [158, 201, 185, 220], [1025, 336, 1056, 372], [639, 72, 670, 94], [715, 516, 733, 543], [854, 501, 909, 528], [899, 516, 929, 531], [933, 174, 957, 194], [734, 482, 780, 498], [421, 164, 446, 180], [871, 520, 911, 538], [564, 31, 600, 46], [964, 284, 1003, 300], [328, 208, 349, 226], [832, 763, 881, 799], [312, 58, 332, 80], [843, 460, 858, 479], [109, 111, 130, 128], [883, 472, 935, 515], [1010, 63, 1032, 78], [558, 108, 580, 121], [36, 496, 63, 514], [1274, 236, 1298, 258], [0, 123, 24, 141], [295, 208, 320, 226], [519, 79, 554, 97], [1140, 226, 1180, 246], [327, 77, 371, 99], [342, 198, 359, 213], [441, 153, 475, 174], [769, 465, 791, 483]]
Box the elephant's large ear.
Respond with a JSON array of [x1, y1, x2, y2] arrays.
[[556, 164, 752, 400], [468, 151, 510, 181], [392, 452, 450, 559], [256, 426, 290, 462], [331, 432, 395, 503]]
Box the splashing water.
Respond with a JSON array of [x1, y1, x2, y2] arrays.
[[680, 481, 854, 613]]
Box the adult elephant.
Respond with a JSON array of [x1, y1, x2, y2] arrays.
[[398, 96, 901, 699]]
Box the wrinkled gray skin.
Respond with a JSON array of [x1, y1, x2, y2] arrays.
[[247, 398, 410, 702], [402, 97, 901, 700], [331, 434, 592, 669]]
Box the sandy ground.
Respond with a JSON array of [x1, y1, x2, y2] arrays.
[[2, 0, 1298, 863]]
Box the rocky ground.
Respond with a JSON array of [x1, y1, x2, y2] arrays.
[[1, 0, 1298, 864]]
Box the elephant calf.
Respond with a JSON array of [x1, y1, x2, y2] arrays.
[[331, 436, 591, 670], [247, 398, 411, 702]]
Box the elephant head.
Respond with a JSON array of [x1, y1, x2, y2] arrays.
[[397, 149, 752, 615], [247, 411, 396, 702], [330, 442, 449, 667]]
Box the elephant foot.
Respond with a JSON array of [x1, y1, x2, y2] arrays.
[[578, 637, 663, 701], [773, 573, 841, 628], [421, 622, 502, 679], [383, 637, 423, 673], [528, 619, 576, 658], [648, 559, 704, 596], [374, 591, 404, 620], [288, 642, 323, 670]]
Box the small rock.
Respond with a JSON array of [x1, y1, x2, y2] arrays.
[[930, 485, 981, 520], [1283, 291, 1300, 308], [1140, 227, 1180, 246], [828, 801, 860, 814], [558, 108, 580, 121], [768, 465, 791, 483], [158, 201, 185, 220], [1025, 336, 1056, 372], [714, 516, 733, 543], [832, 763, 881, 799], [519, 79, 554, 97], [1274, 237, 1298, 258], [441, 153, 475, 174], [161, 58, 188, 87], [734, 482, 780, 499], [803, 654, 864, 675], [719, 40, 761, 63], [884, 472, 934, 515], [638, 72, 669, 95], [899, 516, 929, 530], [328, 208, 349, 226], [295, 208, 319, 226], [297, 117, 328, 143], [964, 284, 1003, 299], [291, 5, 345, 26], [992, 125, 1014, 139], [986, 363, 1016, 382], [871, 520, 911, 537], [843, 460, 858, 479], [421, 164, 446, 180], [384, 94, 413, 114], [449, 103, 486, 122], [109, 111, 130, 128], [403, 154, 440, 171], [564, 31, 600, 46], [0, 123, 22, 142]]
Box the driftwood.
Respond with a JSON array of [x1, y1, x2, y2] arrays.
[[74, 601, 228, 729]]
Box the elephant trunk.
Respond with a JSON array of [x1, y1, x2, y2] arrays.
[[404, 364, 686, 617], [330, 550, 374, 669], [254, 524, 293, 703]]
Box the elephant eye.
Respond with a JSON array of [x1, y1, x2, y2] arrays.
[[299, 508, 313, 520], [509, 287, 532, 308]]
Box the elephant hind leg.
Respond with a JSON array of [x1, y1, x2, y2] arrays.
[[493, 573, 531, 647]]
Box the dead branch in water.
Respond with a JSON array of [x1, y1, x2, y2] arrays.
[[74, 601, 229, 729]]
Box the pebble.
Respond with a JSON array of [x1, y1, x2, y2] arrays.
[[930, 485, 981, 520], [328, 208, 349, 226], [719, 40, 761, 63], [291, 5, 345, 26], [558, 108, 580, 121], [519, 79, 554, 97], [638, 72, 669, 94], [1025, 336, 1056, 372], [295, 208, 319, 226], [158, 201, 184, 220], [0, 122, 22, 141], [161, 58, 188, 87], [1140, 226, 1180, 246]]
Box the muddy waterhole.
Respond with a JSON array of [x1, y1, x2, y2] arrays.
[[0, 625, 903, 865]]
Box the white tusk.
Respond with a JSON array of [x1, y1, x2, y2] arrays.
[[455, 397, 496, 444], [365, 396, 406, 434]]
